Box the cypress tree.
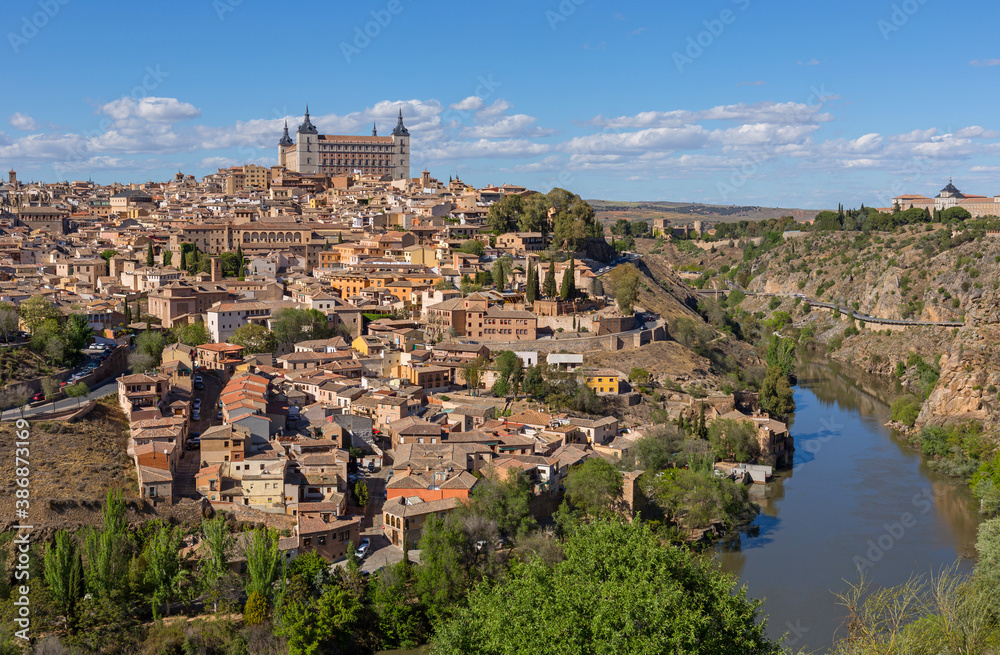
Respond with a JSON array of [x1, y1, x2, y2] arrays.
[[526, 262, 538, 304], [560, 254, 575, 301], [146, 242, 154, 267], [236, 244, 245, 281], [544, 258, 557, 298]]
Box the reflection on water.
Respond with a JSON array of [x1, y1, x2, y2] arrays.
[[717, 358, 982, 652]]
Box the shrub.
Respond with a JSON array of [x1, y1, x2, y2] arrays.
[[890, 395, 921, 427], [244, 591, 268, 626]]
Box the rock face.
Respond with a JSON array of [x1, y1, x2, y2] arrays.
[[917, 326, 1000, 426]]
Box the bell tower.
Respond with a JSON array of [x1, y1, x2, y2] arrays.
[[391, 108, 410, 181], [295, 106, 319, 175]]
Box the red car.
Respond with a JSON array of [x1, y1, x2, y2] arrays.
[[31, 392, 45, 402]]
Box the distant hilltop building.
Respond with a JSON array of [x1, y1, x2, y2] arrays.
[[891, 179, 1000, 217], [278, 106, 410, 181]]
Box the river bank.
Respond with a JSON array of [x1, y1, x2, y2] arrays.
[[717, 357, 982, 652]]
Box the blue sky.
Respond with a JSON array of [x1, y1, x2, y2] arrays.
[[3, 0, 1000, 209]]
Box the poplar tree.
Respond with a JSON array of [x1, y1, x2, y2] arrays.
[[44, 530, 84, 630]]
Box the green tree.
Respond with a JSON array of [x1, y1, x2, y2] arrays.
[[65, 382, 90, 407], [459, 240, 485, 256], [708, 418, 761, 462], [272, 308, 332, 347], [199, 515, 233, 612], [460, 357, 487, 395], [82, 490, 132, 600], [563, 458, 624, 519], [486, 194, 524, 234], [278, 585, 362, 655], [229, 323, 277, 354], [463, 468, 537, 539], [354, 480, 370, 507], [759, 366, 796, 417], [19, 296, 62, 334], [431, 520, 780, 654], [43, 530, 84, 631], [63, 315, 94, 352], [560, 254, 576, 301], [525, 262, 538, 304], [146, 242, 155, 267], [0, 302, 19, 341], [374, 558, 424, 649], [544, 257, 557, 298], [415, 515, 473, 624], [236, 244, 244, 280], [244, 527, 281, 599], [628, 367, 651, 386], [607, 263, 640, 314], [171, 322, 211, 347], [162, 250, 172, 267], [0, 384, 31, 419], [135, 329, 166, 364], [764, 334, 796, 377], [492, 257, 509, 292], [143, 521, 185, 619], [611, 218, 632, 237], [219, 251, 241, 278]]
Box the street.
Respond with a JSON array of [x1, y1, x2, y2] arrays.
[[0, 377, 119, 421]]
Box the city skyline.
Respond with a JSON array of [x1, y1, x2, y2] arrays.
[[4, 0, 1000, 208]]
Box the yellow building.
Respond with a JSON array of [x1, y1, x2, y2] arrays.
[[581, 369, 626, 395]]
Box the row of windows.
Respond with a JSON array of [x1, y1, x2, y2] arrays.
[[320, 145, 392, 152]]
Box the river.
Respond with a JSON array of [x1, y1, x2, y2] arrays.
[[717, 359, 983, 652]]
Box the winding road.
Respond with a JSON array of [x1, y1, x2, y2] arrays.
[[695, 283, 965, 328]]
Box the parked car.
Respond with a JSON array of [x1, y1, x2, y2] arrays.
[[192, 398, 201, 409], [31, 392, 45, 402], [355, 538, 371, 559], [216, 410, 223, 420], [367, 461, 375, 473], [186, 437, 201, 451], [192, 409, 201, 421]]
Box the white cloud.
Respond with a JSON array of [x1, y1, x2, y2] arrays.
[[9, 112, 38, 131], [970, 59, 1000, 67], [450, 96, 484, 111], [591, 101, 834, 129], [100, 97, 201, 123], [564, 125, 711, 155]]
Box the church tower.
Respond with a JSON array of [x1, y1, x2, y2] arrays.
[[295, 106, 319, 175], [277, 120, 293, 169], [391, 109, 410, 181]]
